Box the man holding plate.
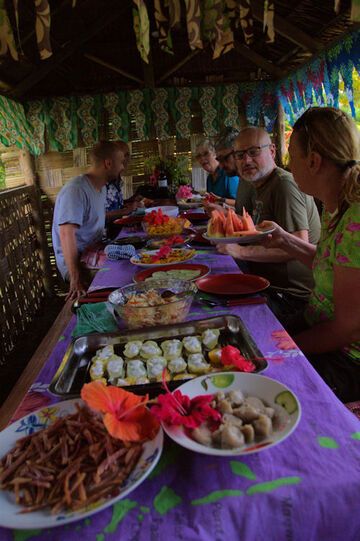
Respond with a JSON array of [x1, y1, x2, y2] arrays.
[[217, 126, 321, 321]]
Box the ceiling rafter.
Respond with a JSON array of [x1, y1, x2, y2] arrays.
[[158, 50, 201, 84], [84, 54, 143, 84], [251, 0, 323, 53], [234, 42, 285, 79], [10, 0, 128, 99]]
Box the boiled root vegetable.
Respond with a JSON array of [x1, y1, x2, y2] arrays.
[[207, 208, 256, 237]]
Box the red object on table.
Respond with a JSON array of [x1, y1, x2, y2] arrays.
[[196, 273, 270, 296]]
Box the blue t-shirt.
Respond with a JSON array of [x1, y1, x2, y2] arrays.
[[52, 175, 106, 279], [206, 168, 239, 199]]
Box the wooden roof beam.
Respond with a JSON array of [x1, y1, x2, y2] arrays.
[[251, 0, 323, 53], [84, 54, 143, 84], [234, 42, 285, 79], [158, 50, 200, 83], [10, 0, 128, 99]]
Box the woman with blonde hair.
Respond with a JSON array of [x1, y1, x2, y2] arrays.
[[261, 107, 360, 402]]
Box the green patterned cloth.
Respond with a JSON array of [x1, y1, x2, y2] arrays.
[[72, 302, 118, 337], [305, 203, 360, 360]]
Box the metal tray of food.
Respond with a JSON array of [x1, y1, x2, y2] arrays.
[[49, 315, 267, 399]]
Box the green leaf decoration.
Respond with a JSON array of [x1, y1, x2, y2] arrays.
[[211, 373, 235, 388], [317, 436, 339, 449], [153, 486, 182, 515], [351, 432, 360, 440], [246, 476, 301, 495], [191, 489, 243, 506], [104, 499, 137, 533], [230, 461, 257, 480]]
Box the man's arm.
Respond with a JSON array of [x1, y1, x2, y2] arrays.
[[217, 230, 310, 263], [59, 223, 87, 300]]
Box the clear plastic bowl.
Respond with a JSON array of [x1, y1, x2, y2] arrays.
[[108, 279, 197, 329]]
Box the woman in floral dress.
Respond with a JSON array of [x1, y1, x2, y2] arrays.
[[260, 107, 360, 402]]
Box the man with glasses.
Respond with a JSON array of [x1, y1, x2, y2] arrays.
[[195, 139, 239, 206], [214, 127, 256, 214], [217, 126, 321, 319]]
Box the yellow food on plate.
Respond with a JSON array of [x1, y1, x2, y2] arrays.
[[139, 249, 195, 265]]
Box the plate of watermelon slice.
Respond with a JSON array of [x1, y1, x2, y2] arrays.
[[203, 208, 274, 244]]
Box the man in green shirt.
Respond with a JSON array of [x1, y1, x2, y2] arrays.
[[217, 126, 321, 316]]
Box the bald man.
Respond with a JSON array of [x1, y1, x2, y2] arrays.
[[217, 127, 321, 315]]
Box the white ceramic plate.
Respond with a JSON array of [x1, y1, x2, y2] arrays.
[[162, 372, 301, 456], [130, 249, 197, 268], [203, 226, 275, 245], [0, 399, 163, 529]]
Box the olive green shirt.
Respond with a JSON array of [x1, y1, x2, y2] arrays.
[[247, 167, 321, 297]]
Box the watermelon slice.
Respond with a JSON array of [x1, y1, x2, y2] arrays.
[[242, 207, 256, 231]]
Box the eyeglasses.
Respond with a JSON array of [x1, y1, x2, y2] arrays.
[[215, 150, 234, 163], [234, 144, 271, 160], [195, 150, 210, 159]]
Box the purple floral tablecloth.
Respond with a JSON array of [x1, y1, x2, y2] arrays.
[[1, 246, 359, 541]]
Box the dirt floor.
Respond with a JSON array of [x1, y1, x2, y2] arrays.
[[0, 296, 65, 407]]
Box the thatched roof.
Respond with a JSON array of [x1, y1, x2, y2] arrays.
[[0, 0, 358, 101]]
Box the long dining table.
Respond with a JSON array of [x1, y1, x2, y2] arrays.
[[0, 233, 359, 541]]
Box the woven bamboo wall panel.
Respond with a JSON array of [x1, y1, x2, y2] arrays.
[[0, 187, 45, 362]]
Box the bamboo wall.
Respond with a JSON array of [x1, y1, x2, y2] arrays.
[[0, 186, 46, 364]]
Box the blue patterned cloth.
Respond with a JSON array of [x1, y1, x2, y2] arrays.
[[104, 244, 136, 260], [106, 178, 124, 211]]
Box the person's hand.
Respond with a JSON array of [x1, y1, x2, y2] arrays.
[[203, 201, 224, 215], [66, 276, 87, 301], [216, 243, 242, 259], [257, 221, 286, 249]]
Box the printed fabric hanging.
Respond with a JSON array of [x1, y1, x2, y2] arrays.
[[0, 95, 38, 154], [263, 0, 275, 43], [184, 0, 203, 50], [76, 95, 101, 147], [151, 88, 171, 140], [0, 0, 18, 60], [103, 91, 130, 142], [239, 0, 254, 45], [45, 96, 78, 152], [34, 0, 52, 60], [132, 0, 150, 63], [211, 0, 234, 59], [154, 0, 173, 54]]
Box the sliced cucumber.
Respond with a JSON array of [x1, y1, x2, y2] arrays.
[[275, 391, 298, 414]]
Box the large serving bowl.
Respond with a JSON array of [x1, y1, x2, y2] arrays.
[[142, 217, 186, 238], [108, 279, 197, 329]]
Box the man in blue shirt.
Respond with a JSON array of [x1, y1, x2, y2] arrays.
[[195, 139, 239, 206], [52, 141, 127, 300]]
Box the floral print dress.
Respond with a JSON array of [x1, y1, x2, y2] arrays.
[[305, 202, 360, 361]]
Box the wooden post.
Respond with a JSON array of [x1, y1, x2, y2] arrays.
[[19, 150, 53, 295], [274, 100, 286, 168]]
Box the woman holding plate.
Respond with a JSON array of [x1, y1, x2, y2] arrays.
[[260, 107, 360, 403]]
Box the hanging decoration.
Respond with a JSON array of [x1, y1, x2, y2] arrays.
[[34, 0, 52, 60], [199, 86, 221, 136], [77, 95, 101, 147], [127, 89, 148, 140], [351, 0, 360, 21], [45, 97, 78, 152], [132, 0, 150, 63], [222, 84, 240, 129], [263, 0, 275, 43], [184, 0, 203, 51], [168, 0, 181, 27], [239, 0, 254, 45], [211, 0, 234, 59], [154, 0, 173, 54], [103, 92, 130, 142], [24, 100, 46, 154], [172, 86, 192, 139], [151, 88, 171, 140], [0, 0, 18, 60], [276, 30, 360, 124], [0, 95, 37, 153]]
